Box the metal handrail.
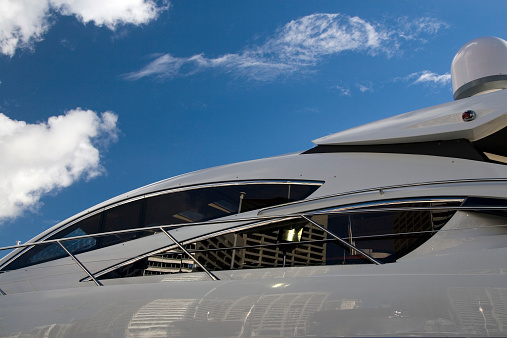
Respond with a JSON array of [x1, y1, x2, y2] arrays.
[[0, 210, 380, 284], [0, 202, 476, 252], [4, 178, 501, 253], [0, 215, 280, 251], [68, 198, 507, 282], [1, 196, 507, 288], [4, 178, 506, 253], [80, 213, 383, 283], [2, 202, 504, 253], [26, 179, 323, 251], [87, 222, 464, 283]]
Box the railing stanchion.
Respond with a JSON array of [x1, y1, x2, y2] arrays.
[[301, 215, 382, 265], [57, 241, 103, 286], [159, 227, 220, 281]]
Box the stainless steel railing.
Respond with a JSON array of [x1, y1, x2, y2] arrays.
[[0, 212, 384, 288], [1, 184, 507, 293]]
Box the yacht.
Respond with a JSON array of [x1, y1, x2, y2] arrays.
[[1, 36, 507, 337]]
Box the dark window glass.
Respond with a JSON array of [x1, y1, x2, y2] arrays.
[[4, 213, 101, 270], [144, 184, 318, 227], [101, 200, 143, 247], [100, 202, 459, 279], [4, 182, 320, 270]]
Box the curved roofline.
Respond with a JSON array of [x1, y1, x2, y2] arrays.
[[313, 89, 507, 146]]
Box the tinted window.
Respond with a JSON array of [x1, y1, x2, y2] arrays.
[[100, 202, 459, 279], [101, 200, 143, 246], [3, 182, 320, 270], [5, 213, 102, 270], [144, 184, 317, 226]]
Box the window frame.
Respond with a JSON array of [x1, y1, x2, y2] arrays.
[[0, 180, 323, 271]]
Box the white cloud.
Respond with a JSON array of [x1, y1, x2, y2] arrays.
[[0, 0, 51, 57], [333, 85, 351, 97], [126, 13, 448, 82], [265, 14, 385, 64], [51, 0, 165, 29], [0, 0, 168, 57], [356, 81, 374, 93], [396, 17, 450, 42], [0, 109, 119, 221], [408, 70, 451, 86]]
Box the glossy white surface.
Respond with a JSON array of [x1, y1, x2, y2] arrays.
[[313, 89, 507, 145], [451, 36, 507, 95], [2, 243, 507, 337]]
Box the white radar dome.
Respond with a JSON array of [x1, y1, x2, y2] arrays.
[[451, 36, 507, 100]]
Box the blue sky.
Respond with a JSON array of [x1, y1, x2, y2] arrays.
[[0, 0, 506, 251]]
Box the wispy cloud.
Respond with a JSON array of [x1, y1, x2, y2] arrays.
[[126, 13, 448, 82], [0, 0, 169, 57], [264, 14, 385, 64], [332, 81, 374, 96], [0, 109, 119, 221], [407, 70, 451, 86], [396, 17, 450, 42], [333, 84, 351, 97], [356, 81, 374, 93]]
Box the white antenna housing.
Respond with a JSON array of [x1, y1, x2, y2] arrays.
[[451, 36, 507, 100]]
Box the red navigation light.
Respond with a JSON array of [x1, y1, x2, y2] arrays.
[[462, 110, 476, 122]]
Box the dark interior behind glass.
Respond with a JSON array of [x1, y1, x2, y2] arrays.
[[4, 182, 320, 270], [99, 201, 459, 280]]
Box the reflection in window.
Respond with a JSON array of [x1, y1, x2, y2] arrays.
[[101, 200, 143, 247], [144, 183, 318, 227], [29, 228, 97, 264], [99, 201, 459, 280], [4, 182, 320, 270], [5, 213, 102, 270]]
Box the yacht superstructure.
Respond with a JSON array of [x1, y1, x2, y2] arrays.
[[1, 37, 507, 337]]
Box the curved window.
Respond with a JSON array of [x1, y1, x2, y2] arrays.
[[15, 214, 102, 269], [97, 199, 460, 280], [3, 181, 321, 270]]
